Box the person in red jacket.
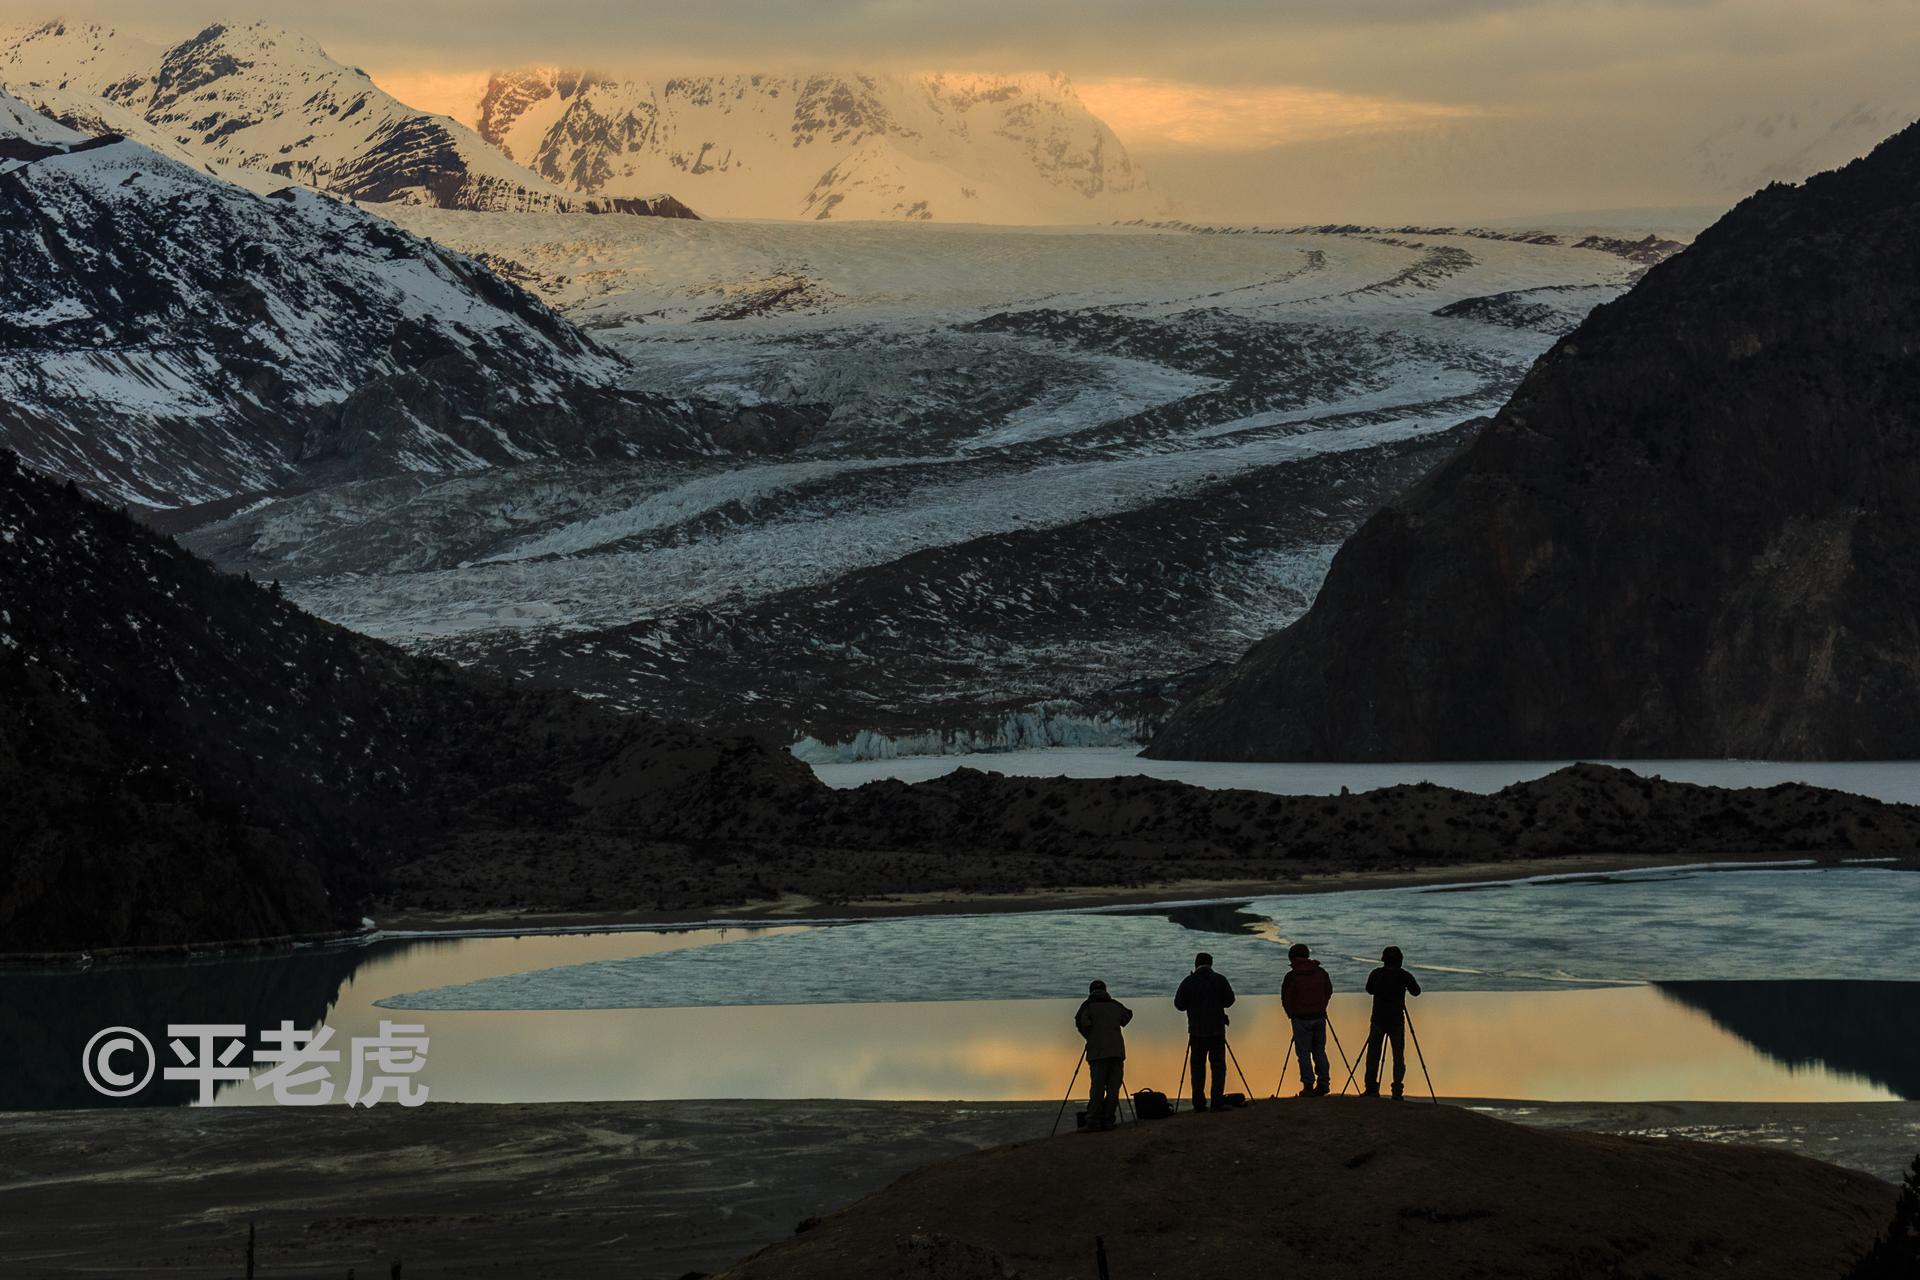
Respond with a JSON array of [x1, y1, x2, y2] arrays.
[[1280, 942, 1334, 1097]]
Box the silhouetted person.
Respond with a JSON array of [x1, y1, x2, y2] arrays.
[[1174, 951, 1236, 1111], [1074, 979, 1133, 1131], [1281, 942, 1333, 1097], [1363, 945, 1422, 1099]]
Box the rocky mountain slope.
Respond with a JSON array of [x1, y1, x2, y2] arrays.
[[0, 89, 753, 509], [0, 451, 820, 954], [472, 67, 1154, 222], [0, 20, 696, 217], [0, 72, 77, 150], [1148, 120, 1920, 761]]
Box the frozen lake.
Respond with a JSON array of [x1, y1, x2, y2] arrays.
[[8, 866, 1914, 1110], [377, 867, 1915, 1008], [809, 747, 1920, 806]]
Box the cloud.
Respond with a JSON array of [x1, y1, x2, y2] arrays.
[[368, 67, 490, 126], [13, 0, 1910, 104], [1077, 78, 1484, 151]]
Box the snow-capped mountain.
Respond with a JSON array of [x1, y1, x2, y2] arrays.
[[0, 20, 696, 217], [0, 88, 737, 508], [0, 74, 81, 151], [473, 68, 1157, 222], [4, 76, 263, 182]]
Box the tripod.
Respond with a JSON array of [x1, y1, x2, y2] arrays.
[[1049, 1048, 1087, 1136], [1271, 1016, 1355, 1097], [1052, 1049, 1137, 1134], [1172, 1038, 1258, 1112], [1340, 1011, 1439, 1102], [1405, 1009, 1439, 1104]]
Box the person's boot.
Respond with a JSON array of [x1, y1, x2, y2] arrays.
[[1391, 1084, 1405, 1101], [1361, 1084, 1380, 1097], [1310, 1084, 1330, 1097], [1294, 1085, 1317, 1098]]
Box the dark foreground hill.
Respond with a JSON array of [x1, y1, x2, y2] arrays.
[[1149, 120, 1920, 761], [8, 450, 1920, 953], [721, 1102, 1897, 1280], [0, 451, 819, 953]]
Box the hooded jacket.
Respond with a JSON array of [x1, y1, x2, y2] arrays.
[[1281, 957, 1333, 1019], [1075, 992, 1134, 1060]]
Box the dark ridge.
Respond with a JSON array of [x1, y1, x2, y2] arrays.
[[1148, 118, 1920, 761], [0, 451, 819, 953]]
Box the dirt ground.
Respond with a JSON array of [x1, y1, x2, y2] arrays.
[[0, 1100, 1042, 1278], [721, 1101, 1902, 1280], [0, 1099, 1912, 1279]]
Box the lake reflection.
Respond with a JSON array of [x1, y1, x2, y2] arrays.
[[0, 925, 793, 1110], [5, 915, 1914, 1111], [197, 985, 1901, 1108]]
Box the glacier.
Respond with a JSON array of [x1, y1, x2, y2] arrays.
[[183, 213, 1679, 753]]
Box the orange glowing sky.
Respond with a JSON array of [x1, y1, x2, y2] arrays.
[[374, 65, 1484, 153], [1073, 78, 1484, 151]]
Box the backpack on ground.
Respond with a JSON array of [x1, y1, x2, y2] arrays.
[[1133, 1089, 1171, 1120]]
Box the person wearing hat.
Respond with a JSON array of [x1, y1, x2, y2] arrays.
[[1280, 942, 1334, 1097], [1173, 952, 1237, 1112], [1363, 945, 1423, 1099], [1074, 979, 1134, 1131]]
